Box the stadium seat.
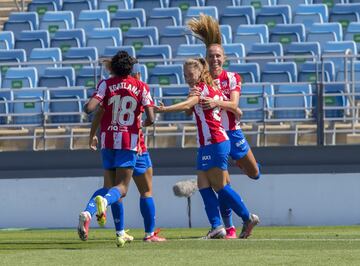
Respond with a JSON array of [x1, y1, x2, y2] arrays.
[[256, 5, 292, 28], [293, 4, 328, 29], [12, 95, 43, 125], [161, 85, 192, 121], [0, 31, 15, 50], [123, 27, 159, 50], [29, 48, 62, 76], [50, 29, 86, 53], [62, 47, 98, 70], [62, 0, 92, 18], [219, 25, 232, 45], [277, 84, 312, 118], [40, 11, 75, 34], [228, 62, 260, 83], [49, 95, 82, 123], [261, 62, 297, 83], [246, 43, 283, 70], [241, 0, 271, 11], [148, 64, 184, 85], [176, 44, 206, 58], [99, 0, 129, 17], [111, 9, 146, 32], [137, 64, 149, 83], [0, 49, 26, 77], [15, 30, 50, 57], [223, 43, 245, 67], [102, 46, 136, 57], [306, 23, 343, 47], [234, 24, 269, 53], [239, 83, 273, 122], [185, 6, 219, 22], [3, 21, 33, 39], [32, 0, 62, 10], [336, 61, 360, 100], [159, 26, 192, 55], [322, 83, 349, 118], [269, 24, 306, 50], [284, 42, 321, 68], [86, 28, 122, 56], [2, 67, 38, 89], [134, 0, 164, 11], [329, 3, 360, 31], [76, 10, 110, 32], [168, 0, 203, 21], [8, 12, 39, 30], [39, 67, 75, 88], [313, 0, 345, 10], [0, 96, 9, 125], [75, 66, 102, 94], [220, 6, 255, 37], [27, 1, 57, 17], [205, 0, 237, 17], [298, 61, 335, 82], [344, 22, 360, 51], [136, 45, 172, 74], [323, 41, 357, 72], [147, 8, 182, 34], [274, 0, 311, 14]]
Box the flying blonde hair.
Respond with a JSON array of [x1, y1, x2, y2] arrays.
[[184, 58, 214, 88], [187, 14, 222, 48]]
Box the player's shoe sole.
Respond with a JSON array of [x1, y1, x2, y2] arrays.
[[95, 195, 107, 227], [239, 214, 260, 239], [77, 212, 90, 241]]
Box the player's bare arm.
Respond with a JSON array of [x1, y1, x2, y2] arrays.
[[89, 107, 104, 150], [155, 96, 199, 113], [84, 97, 101, 114], [142, 106, 154, 127], [201, 90, 240, 115]]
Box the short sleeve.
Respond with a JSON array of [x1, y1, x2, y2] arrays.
[[141, 83, 154, 107], [229, 72, 241, 94], [92, 79, 107, 102]]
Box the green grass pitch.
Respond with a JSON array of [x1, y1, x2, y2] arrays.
[[1, 226, 360, 265]]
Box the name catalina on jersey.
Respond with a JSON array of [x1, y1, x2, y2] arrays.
[[109, 82, 140, 96]]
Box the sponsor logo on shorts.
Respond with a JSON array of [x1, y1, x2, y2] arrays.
[[235, 139, 246, 147], [202, 155, 211, 161]]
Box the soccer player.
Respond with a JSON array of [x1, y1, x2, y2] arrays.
[[188, 15, 260, 239], [78, 63, 165, 245], [156, 58, 253, 239], [82, 50, 155, 243]]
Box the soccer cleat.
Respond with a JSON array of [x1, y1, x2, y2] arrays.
[[95, 195, 107, 227], [239, 213, 260, 239], [77, 211, 91, 241], [116, 230, 134, 248], [203, 225, 226, 239], [225, 226, 237, 239], [143, 229, 166, 242]]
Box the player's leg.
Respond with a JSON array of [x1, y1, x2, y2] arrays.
[[235, 148, 261, 180], [218, 172, 236, 238]]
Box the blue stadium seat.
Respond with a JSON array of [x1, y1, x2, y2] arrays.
[[99, 0, 129, 17], [0, 49, 26, 77], [32, 0, 62, 10], [169, 0, 203, 21], [62, 0, 92, 18], [40, 11, 75, 34], [294, 4, 328, 29], [15, 30, 50, 57], [148, 64, 184, 85], [0, 96, 9, 125], [228, 62, 260, 83], [274, 0, 311, 14], [50, 29, 86, 53], [220, 6, 255, 37], [298, 61, 335, 82], [49, 95, 82, 123], [102, 46, 136, 57], [269, 24, 306, 50], [277, 84, 312, 118], [136, 45, 172, 74], [261, 62, 297, 83], [0, 31, 15, 50], [313, 0, 345, 10], [86, 28, 122, 56], [29, 48, 62, 76], [239, 83, 273, 122], [235, 24, 269, 53], [111, 9, 146, 32], [134, 0, 164, 11], [323, 41, 357, 72], [256, 5, 292, 28], [76, 10, 110, 32], [75, 66, 102, 92], [3, 21, 33, 39], [8, 12, 39, 30], [322, 83, 348, 118], [285, 42, 321, 67], [329, 3, 360, 31], [246, 43, 283, 70], [220, 25, 232, 44], [273, 90, 308, 120], [241, 0, 271, 11], [185, 6, 218, 21], [12, 95, 43, 125], [27, 1, 57, 17], [223, 43, 245, 67], [306, 23, 343, 47], [161, 85, 192, 121], [123, 27, 159, 50], [39, 67, 75, 88], [2, 67, 38, 89], [62, 47, 98, 71], [147, 8, 182, 34], [159, 26, 192, 55], [336, 61, 360, 100], [176, 44, 206, 58], [135, 63, 148, 82], [205, 0, 237, 17], [345, 22, 360, 51]]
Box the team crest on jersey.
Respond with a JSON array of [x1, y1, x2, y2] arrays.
[[221, 81, 228, 88]]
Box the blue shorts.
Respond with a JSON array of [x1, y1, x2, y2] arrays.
[[101, 149, 137, 170], [197, 140, 230, 171], [133, 152, 152, 177], [227, 129, 250, 160]]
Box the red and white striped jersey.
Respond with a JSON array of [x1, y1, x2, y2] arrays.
[[214, 70, 242, 131], [93, 75, 153, 151], [193, 82, 229, 147], [138, 130, 147, 153]]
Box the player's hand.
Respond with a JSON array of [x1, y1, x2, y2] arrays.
[[188, 86, 201, 97], [89, 136, 98, 151], [200, 97, 218, 110], [235, 107, 243, 120], [154, 102, 165, 113]]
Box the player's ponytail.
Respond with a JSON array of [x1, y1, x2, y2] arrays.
[[187, 14, 222, 48], [196, 58, 214, 88]]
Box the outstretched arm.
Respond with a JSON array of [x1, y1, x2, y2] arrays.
[[155, 96, 199, 113]]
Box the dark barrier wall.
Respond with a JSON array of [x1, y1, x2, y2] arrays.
[[0, 146, 360, 179]]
